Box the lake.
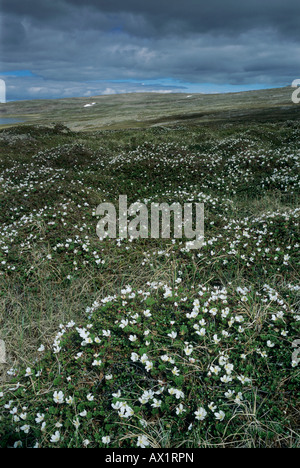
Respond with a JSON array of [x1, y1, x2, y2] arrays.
[[0, 118, 24, 125]]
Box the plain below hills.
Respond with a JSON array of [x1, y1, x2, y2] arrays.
[[0, 86, 299, 131]]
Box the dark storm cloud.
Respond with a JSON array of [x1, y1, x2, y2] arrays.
[[1, 0, 300, 37], [69, 0, 300, 39], [1, 0, 300, 99], [3, 0, 299, 38]]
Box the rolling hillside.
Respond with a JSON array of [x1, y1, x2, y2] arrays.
[[0, 86, 299, 131]]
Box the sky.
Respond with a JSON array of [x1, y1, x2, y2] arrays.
[[0, 0, 300, 101]]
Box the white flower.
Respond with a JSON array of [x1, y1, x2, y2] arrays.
[[224, 363, 234, 374], [35, 413, 45, 424], [53, 391, 64, 404], [102, 436, 111, 444], [119, 319, 129, 329], [184, 346, 193, 356], [208, 402, 217, 412], [20, 424, 30, 434], [224, 390, 235, 399], [214, 410, 225, 421], [220, 374, 232, 383], [151, 398, 162, 408], [160, 354, 169, 362], [145, 361, 153, 372], [139, 395, 149, 404], [73, 418, 80, 429], [176, 403, 186, 415], [131, 352, 139, 362], [137, 435, 150, 448], [213, 334, 221, 344], [168, 331, 177, 339], [186, 311, 198, 319], [129, 334, 138, 342], [140, 354, 149, 363], [25, 368, 33, 377], [50, 431, 60, 443], [209, 365, 221, 376], [234, 392, 244, 405], [168, 388, 185, 399], [195, 407, 207, 420], [92, 359, 102, 366], [218, 355, 228, 366], [13, 441, 23, 448], [163, 288, 173, 299], [123, 406, 134, 418], [237, 375, 251, 385]]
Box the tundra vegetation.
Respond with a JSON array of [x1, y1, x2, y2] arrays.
[[0, 115, 299, 448]]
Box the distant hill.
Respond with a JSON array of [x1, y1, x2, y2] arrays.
[[0, 87, 299, 131]]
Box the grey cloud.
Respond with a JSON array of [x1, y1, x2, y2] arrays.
[[1, 0, 299, 100], [7, 0, 298, 38], [3, 0, 300, 38]]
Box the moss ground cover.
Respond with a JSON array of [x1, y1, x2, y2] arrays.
[[0, 120, 299, 447]]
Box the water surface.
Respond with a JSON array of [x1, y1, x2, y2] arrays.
[[0, 118, 24, 125]]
